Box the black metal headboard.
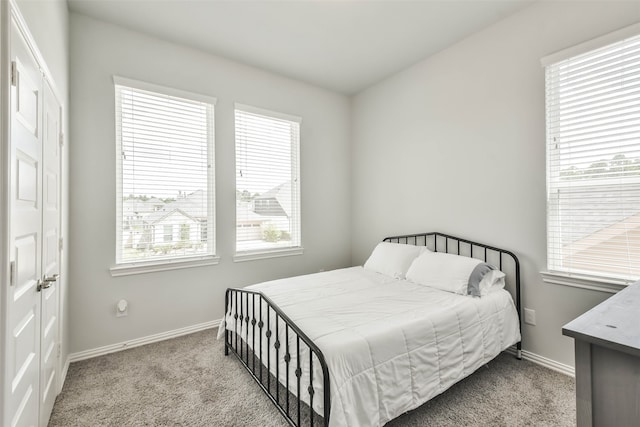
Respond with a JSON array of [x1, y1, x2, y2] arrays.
[[383, 232, 522, 359]]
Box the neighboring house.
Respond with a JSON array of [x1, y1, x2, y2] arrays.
[[252, 182, 291, 217], [554, 180, 640, 278], [564, 211, 640, 278], [236, 182, 293, 244], [144, 208, 201, 247], [172, 189, 208, 220], [124, 191, 207, 250], [122, 197, 164, 231], [236, 202, 266, 241], [251, 181, 292, 233], [124, 184, 294, 250]]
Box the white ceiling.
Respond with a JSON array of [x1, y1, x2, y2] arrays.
[[68, 0, 534, 94]]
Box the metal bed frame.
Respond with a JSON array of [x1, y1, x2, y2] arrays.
[[224, 232, 522, 427]]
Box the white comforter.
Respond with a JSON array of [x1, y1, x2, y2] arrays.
[[219, 266, 521, 427]]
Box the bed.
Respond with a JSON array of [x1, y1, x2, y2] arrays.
[[218, 232, 522, 427]]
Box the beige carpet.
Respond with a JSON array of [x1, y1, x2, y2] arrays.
[[49, 329, 576, 426]]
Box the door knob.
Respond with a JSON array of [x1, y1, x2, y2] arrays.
[[43, 274, 59, 283], [36, 279, 48, 292], [37, 274, 59, 292]]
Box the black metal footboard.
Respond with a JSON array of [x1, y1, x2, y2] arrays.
[[224, 288, 331, 426]]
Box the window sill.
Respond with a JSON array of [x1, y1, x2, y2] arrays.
[[540, 271, 633, 294], [110, 255, 220, 277], [234, 247, 304, 263]]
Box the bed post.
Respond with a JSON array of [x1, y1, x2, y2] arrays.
[[515, 254, 523, 360], [517, 344, 522, 360], [224, 288, 229, 356]]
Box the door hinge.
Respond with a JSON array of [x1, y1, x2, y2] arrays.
[[57, 343, 61, 359], [59, 131, 64, 147], [59, 237, 63, 251], [9, 261, 16, 286], [11, 61, 17, 87]]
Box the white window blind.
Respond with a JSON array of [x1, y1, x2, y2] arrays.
[[234, 104, 301, 254], [115, 77, 215, 264], [545, 32, 640, 282]]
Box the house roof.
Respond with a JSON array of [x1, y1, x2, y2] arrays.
[[254, 183, 286, 200], [567, 212, 640, 252], [171, 190, 208, 219], [237, 202, 285, 223], [123, 198, 159, 214], [564, 212, 640, 277], [254, 181, 292, 217], [144, 208, 197, 225]]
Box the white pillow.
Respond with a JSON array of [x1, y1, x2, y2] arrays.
[[363, 242, 426, 279], [406, 251, 482, 295], [479, 269, 506, 296]]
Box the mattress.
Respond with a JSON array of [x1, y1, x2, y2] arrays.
[[219, 266, 521, 427]]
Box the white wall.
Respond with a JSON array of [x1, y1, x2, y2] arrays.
[[15, 0, 70, 373], [351, 1, 640, 367], [69, 13, 351, 353]]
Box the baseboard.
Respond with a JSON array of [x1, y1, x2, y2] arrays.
[[67, 322, 576, 379], [522, 349, 575, 377], [58, 355, 71, 394], [505, 346, 575, 377], [69, 319, 221, 363]]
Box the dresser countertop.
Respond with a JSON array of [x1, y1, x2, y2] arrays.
[[563, 281, 640, 358]]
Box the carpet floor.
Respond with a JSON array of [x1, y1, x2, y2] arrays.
[[49, 329, 576, 426]]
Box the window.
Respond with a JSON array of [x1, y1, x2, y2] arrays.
[[114, 77, 216, 267], [163, 225, 173, 243], [234, 104, 301, 258], [180, 224, 190, 241], [545, 29, 640, 284]]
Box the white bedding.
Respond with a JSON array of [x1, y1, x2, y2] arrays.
[[219, 266, 521, 427]]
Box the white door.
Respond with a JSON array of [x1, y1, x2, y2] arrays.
[[39, 80, 61, 426], [7, 18, 43, 427], [7, 19, 62, 427]]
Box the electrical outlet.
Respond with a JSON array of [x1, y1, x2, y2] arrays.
[[524, 308, 536, 326], [116, 299, 128, 317]]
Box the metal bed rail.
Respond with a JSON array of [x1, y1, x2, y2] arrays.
[[224, 288, 331, 426], [383, 231, 523, 359]]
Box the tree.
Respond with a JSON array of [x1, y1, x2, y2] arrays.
[[262, 223, 282, 242], [236, 189, 257, 202], [610, 154, 631, 176], [559, 154, 640, 180], [560, 165, 580, 180], [125, 194, 151, 201], [584, 161, 608, 178]]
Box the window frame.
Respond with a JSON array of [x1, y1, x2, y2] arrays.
[[110, 76, 218, 276], [233, 103, 303, 262], [541, 23, 640, 292]]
